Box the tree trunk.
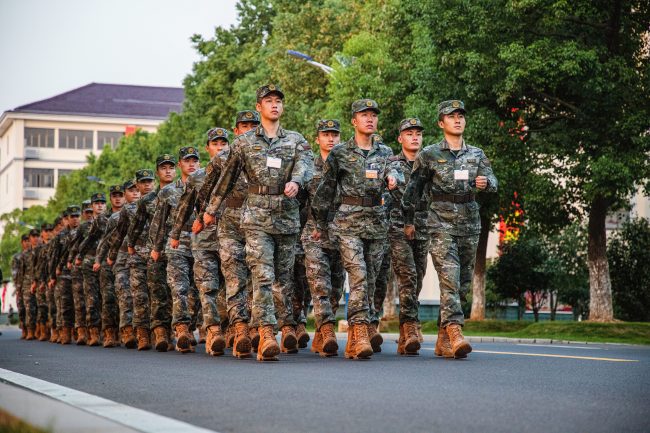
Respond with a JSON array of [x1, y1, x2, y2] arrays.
[[517, 293, 525, 320], [549, 291, 557, 321], [587, 197, 614, 322], [470, 214, 491, 320]]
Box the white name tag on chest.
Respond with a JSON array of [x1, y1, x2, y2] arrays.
[[266, 157, 282, 169], [454, 169, 469, 180], [365, 170, 378, 179]]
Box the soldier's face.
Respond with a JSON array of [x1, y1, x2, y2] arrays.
[[110, 192, 125, 208], [206, 139, 228, 158], [157, 163, 176, 183], [316, 131, 340, 153], [125, 186, 140, 203], [256, 95, 283, 121], [41, 231, 49, 242], [83, 210, 93, 220], [29, 235, 39, 247], [398, 128, 423, 153], [179, 157, 199, 176], [438, 111, 466, 136], [92, 201, 106, 215], [137, 179, 154, 194], [69, 215, 80, 228], [352, 110, 379, 135], [21, 240, 28, 249], [235, 122, 258, 135]]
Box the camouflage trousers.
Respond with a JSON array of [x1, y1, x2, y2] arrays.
[[114, 252, 133, 330], [128, 249, 150, 329], [245, 230, 297, 328], [337, 234, 385, 325], [292, 253, 309, 325], [36, 283, 48, 325], [192, 249, 226, 330], [218, 221, 252, 326], [21, 279, 37, 328], [168, 251, 198, 328], [82, 257, 102, 328], [46, 284, 57, 327], [430, 232, 479, 328], [148, 255, 172, 331], [71, 266, 86, 329], [99, 262, 118, 330], [16, 287, 26, 327], [371, 240, 391, 324], [55, 273, 74, 328], [303, 239, 345, 329], [388, 228, 430, 324]]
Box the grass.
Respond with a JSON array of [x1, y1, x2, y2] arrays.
[[0, 410, 51, 433]]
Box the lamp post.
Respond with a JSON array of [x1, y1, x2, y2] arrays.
[[286, 50, 334, 75]]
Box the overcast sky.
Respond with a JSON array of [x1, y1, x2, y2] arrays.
[[0, 0, 239, 112]]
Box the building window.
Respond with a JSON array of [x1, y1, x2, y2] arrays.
[[57, 169, 73, 181], [98, 131, 124, 150], [59, 129, 93, 149], [24, 168, 54, 188], [25, 128, 54, 148]]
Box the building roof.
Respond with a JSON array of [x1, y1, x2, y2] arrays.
[[11, 83, 184, 120]]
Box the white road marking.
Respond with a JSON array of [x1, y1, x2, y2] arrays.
[[516, 344, 602, 350]]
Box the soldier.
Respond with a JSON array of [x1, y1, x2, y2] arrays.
[[402, 100, 498, 359], [292, 186, 311, 349], [73, 192, 107, 346], [171, 128, 230, 356], [82, 200, 93, 221], [203, 85, 314, 361], [46, 218, 63, 342], [386, 117, 432, 356], [312, 99, 400, 360], [150, 146, 200, 353], [195, 111, 260, 357], [302, 119, 346, 357], [11, 235, 29, 339], [107, 171, 155, 348], [34, 224, 53, 341], [63, 203, 89, 345], [127, 156, 176, 350], [22, 229, 40, 340]]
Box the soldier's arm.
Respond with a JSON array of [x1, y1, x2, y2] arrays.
[[195, 158, 222, 220], [387, 160, 407, 203], [108, 207, 130, 260], [96, 222, 116, 264], [48, 238, 61, 280], [478, 150, 498, 193], [170, 186, 196, 241], [127, 200, 148, 249], [312, 151, 339, 229], [205, 146, 243, 216], [402, 154, 432, 226], [67, 228, 84, 263], [289, 138, 314, 188], [76, 219, 100, 260], [151, 199, 169, 253]]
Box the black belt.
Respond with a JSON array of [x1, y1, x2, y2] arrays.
[[341, 195, 382, 207], [225, 197, 245, 208], [248, 185, 283, 195], [430, 193, 475, 204]]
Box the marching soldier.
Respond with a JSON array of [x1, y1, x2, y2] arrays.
[[11, 235, 29, 339]]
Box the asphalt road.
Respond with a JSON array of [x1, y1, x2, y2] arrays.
[[1, 327, 649, 433]]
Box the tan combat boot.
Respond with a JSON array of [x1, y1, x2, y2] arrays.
[[232, 322, 252, 359], [344, 323, 373, 360], [60, 327, 73, 345], [296, 323, 310, 348], [397, 322, 420, 356], [249, 326, 259, 352], [76, 327, 87, 345], [368, 322, 383, 353], [434, 325, 455, 358], [150, 326, 168, 352], [103, 328, 116, 348], [34, 323, 41, 340], [38, 323, 49, 341], [20, 323, 27, 339], [311, 329, 323, 354], [280, 325, 298, 354], [175, 323, 194, 354], [417, 322, 424, 343], [120, 326, 136, 349], [26, 327, 35, 340], [225, 325, 235, 349], [319, 322, 338, 357], [205, 325, 226, 356], [49, 327, 59, 343], [257, 325, 280, 362], [136, 327, 151, 351], [446, 324, 472, 359], [198, 326, 207, 344], [88, 327, 101, 346]]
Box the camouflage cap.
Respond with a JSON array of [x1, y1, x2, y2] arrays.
[[44, 224, 54, 231], [437, 100, 466, 116], [21, 234, 29, 241], [136, 169, 155, 181], [156, 153, 176, 167], [62, 209, 70, 217], [67, 205, 81, 216], [398, 117, 424, 133], [317, 119, 341, 133], [29, 229, 40, 237], [256, 83, 284, 101], [179, 146, 200, 160], [109, 184, 124, 195], [123, 179, 136, 190], [82, 199, 91, 207], [40, 223, 48, 231], [91, 192, 106, 203], [235, 110, 260, 125], [207, 127, 229, 142], [351, 99, 380, 115]]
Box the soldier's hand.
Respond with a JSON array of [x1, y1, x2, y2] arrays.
[[203, 213, 216, 227], [92, 263, 101, 272], [284, 181, 300, 198], [151, 250, 160, 262], [107, 258, 114, 266], [311, 229, 322, 242], [475, 176, 488, 190], [404, 224, 416, 240], [192, 219, 204, 234], [387, 175, 397, 190], [75, 258, 82, 266], [128, 246, 135, 255], [170, 238, 180, 249], [30, 282, 36, 294]]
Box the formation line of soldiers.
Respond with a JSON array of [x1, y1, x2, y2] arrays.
[[11, 84, 497, 361]]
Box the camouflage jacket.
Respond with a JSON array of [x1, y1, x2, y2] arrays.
[[206, 125, 314, 235], [33, 242, 50, 286], [312, 137, 400, 239], [21, 247, 35, 287], [76, 210, 112, 260], [387, 151, 430, 240], [205, 148, 249, 236], [47, 229, 69, 279], [108, 201, 139, 261], [152, 179, 192, 257], [96, 210, 122, 264], [57, 227, 77, 273], [128, 188, 161, 251], [402, 139, 498, 236], [11, 252, 24, 289], [301, 154, 339, 249], [68, 220, 92, 263]]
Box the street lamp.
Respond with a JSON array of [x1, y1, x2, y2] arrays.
[[86, 176, 105, 185], [286, 50, 334, 75]]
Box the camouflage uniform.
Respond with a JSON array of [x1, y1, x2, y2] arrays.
[[206, 124, 314, 328], [313, 100, 401, 325], [64, 219, 87, 330], [11, 249, 26, 330], [33, 239, 50, 326], [403, 102, 498, 327], [52, 206, 81, 330], [21, 242, 37, 331]]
